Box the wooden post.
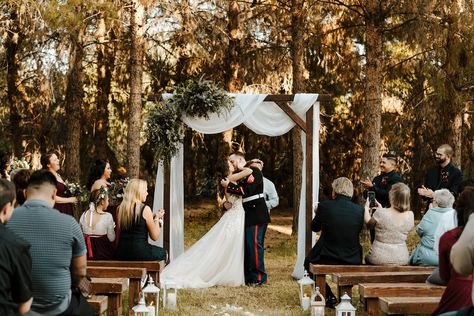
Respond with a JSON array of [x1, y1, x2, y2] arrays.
[[163, 164, 171, 255], [305, 107, 313, 254]]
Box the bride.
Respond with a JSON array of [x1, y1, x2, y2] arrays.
[[160, 159, 252, 288]]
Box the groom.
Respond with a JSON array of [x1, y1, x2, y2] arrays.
[[228, 152, 270, 286]]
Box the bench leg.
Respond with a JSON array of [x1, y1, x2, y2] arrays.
[[128, 280, 140, 316], [107, 294, 121, 316], [338, 285, 353, 300], [315, 274, 326, 298], [366, 298, 379, 316]]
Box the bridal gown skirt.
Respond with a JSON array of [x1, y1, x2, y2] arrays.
[[160, 196, 245, 288]]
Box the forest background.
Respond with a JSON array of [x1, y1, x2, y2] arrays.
[[1, 0, 474, 226]]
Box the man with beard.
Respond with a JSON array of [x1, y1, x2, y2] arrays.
[[418, 144, 463, 205]]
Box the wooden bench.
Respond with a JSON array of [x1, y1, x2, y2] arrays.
[[359, 283, 445, 316], [90, 278, 127, 316], [88, 260, 164, 284], [332, 271, 433, 299], [379, 296, 441, 315], [87, 267, 146, 316], [87, 295, 108, 316], [309, 264, 435, 297]]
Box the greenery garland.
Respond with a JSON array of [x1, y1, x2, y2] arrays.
[[145, 79, 234, 163]]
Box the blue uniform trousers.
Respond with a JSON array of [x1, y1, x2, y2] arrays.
[[244, 224, 267, 284]]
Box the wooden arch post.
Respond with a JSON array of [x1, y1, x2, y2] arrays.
[[161, 94, 331, 256]]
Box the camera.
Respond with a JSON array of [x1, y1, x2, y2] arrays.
[[367, 191, 377, 208]]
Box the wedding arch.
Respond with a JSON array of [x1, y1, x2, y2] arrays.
[[150, 93, 330, 279]]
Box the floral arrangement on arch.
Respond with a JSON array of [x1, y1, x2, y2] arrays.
[[144, 78, 234, 164]]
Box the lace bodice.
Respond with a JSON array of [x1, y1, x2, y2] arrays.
[[80, 210, 116, 242]]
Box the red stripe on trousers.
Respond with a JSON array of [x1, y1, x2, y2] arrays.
[[254, 226, 261, 282]]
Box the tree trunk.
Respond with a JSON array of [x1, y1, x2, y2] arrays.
[[95, 14, 115, 160], [443, 17, 462, 167], [127, 0, 145, 178], [5, 10, 23, 156], [290, 0, 306, 235], [224, 0, 240, 92], [219, 0, 242, 161], [64, 27, 85, 182], [360, 1, 383, 191]]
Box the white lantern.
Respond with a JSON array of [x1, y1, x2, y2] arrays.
[[297, 270, 315, 311], [132, 293, 150, 316], [142, 275, 160, 316], [163, 281, 177, 310], [311, 286, 325, 316], [336, 293, 356, 316]]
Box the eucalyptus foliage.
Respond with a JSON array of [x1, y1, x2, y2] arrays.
[[145, 79, 234, 163], [145, 104, 184, 164], [170, 79, 234, 119]]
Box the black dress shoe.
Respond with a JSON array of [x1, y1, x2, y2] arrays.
[[326, 295, 338, 308]]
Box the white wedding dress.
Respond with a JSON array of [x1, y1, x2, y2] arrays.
[[160, 194, 245, 288]]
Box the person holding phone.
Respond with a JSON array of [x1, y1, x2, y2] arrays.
[[364, 183, 414, 265]]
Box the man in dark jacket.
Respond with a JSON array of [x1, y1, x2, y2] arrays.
[[418, 144, 463, 205], [228, 152, 270, 286], [361, 151, 402, 208], [304, 177, 364, 307]]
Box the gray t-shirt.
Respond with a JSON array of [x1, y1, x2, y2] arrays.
[[8, 199, 86, 315]]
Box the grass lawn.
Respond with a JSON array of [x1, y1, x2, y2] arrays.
[[153, 200, 420, 316]]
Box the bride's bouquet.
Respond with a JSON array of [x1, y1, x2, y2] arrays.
[[108, 177, 129, 205], [9, 156, 30, 171], [64, 181, 88, 202]]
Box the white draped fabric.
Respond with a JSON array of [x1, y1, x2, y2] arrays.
[[152, 93, 320, 279]]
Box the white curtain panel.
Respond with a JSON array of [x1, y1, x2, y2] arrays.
[[153, 94, 319, 276]]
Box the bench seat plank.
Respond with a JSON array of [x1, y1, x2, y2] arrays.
[[88, 260, 164, 283], [87, 295, 108, 315], [90, 278, 128, 316], [87, 267, 146, 316], [359, 283, 445, 316], [309, 264, 435, 297], [379, 296, 441, 315], [332, 271, 432, 298]]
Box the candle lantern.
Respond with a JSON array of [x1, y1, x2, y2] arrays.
[[297, 270, 315, 311], [335, 293, 356, 316], [142, 275, 160, 316], [163, 281, 177, 310], [132, 292, 150, 316], [311, 286, 325, 316]]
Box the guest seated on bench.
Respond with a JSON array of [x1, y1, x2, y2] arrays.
[[433, 187, 474, 315], [364, 183, 414, 265], [410, 189, 456, 266], [80, 187, 116, 260], [304, 177, 364, 307], [115, 179, 166, 261]]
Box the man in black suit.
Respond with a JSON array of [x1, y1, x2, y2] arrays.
[[228, 152, 270, 286], [418, 144, 463, 205], [304, 177, 364, 307], [361, 151, 402, 208]]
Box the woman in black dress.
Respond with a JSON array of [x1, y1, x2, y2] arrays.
[[115, 179, 166, 261], [41, 153, 77, 216]]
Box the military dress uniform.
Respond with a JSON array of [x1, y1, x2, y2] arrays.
[[227, 166, 270, 285]]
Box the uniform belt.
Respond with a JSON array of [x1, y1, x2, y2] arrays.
[[242, 193, 265, 203]]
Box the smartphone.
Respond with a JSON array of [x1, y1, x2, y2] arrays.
[[368, 191, 376, 208]]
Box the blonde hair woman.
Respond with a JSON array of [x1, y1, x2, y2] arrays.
[[114, 179, 166, 261], [364, 183, 414, 265]]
